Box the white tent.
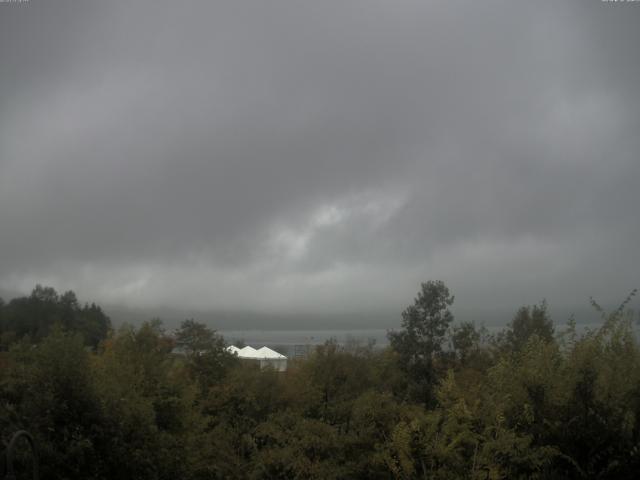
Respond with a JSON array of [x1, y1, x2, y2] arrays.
[[237, 346, 258, 358], [255, 346, 286, 359], [228, 345, 288, 371]]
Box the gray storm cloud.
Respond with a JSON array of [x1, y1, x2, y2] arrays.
[[0, 0, 638, 320]]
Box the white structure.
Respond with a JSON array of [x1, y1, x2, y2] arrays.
[[226, 345, 241, 355], [226, 345, 288, 371]]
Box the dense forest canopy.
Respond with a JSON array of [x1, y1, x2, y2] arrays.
[[0, 283, 639, 479], [0, 285, 110, 349]]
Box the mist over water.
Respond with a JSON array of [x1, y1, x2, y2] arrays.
[[220, 320, 621, 353]]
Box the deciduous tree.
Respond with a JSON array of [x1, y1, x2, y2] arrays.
[[388, 280, 455, 405]]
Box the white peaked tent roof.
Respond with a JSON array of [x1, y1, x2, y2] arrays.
[[237, 346, 258, 358], [228, 345, 287, 360], [255, 346, 287, 359]]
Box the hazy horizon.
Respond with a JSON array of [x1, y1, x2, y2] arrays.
[[1, 285, 616, 332]]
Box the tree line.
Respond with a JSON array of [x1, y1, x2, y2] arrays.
[[0, 282, 639, 479]]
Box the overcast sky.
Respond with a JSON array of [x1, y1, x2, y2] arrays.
[[0, 0, 638, 324]]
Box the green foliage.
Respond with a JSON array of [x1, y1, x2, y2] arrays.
[[252, 412, 347, 479], [504, 300, 554, 351], [302, 339, 375, 423], [0, 328, 102, 479], [0, 285, 111, 349], [388, 280, 455, 405], [0, 282, 639, 479], [174, 319, 238, 392], [451, 321, 487, 366]]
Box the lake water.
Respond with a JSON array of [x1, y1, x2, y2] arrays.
[[220, 329, 391, 358], [220, 329, 390, 347], [220, 322, 616, 357]]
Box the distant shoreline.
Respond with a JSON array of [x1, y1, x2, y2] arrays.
[[220, 322, 616, 349]]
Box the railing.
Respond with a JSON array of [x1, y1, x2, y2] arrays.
[[2, 431, 38, 480]]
